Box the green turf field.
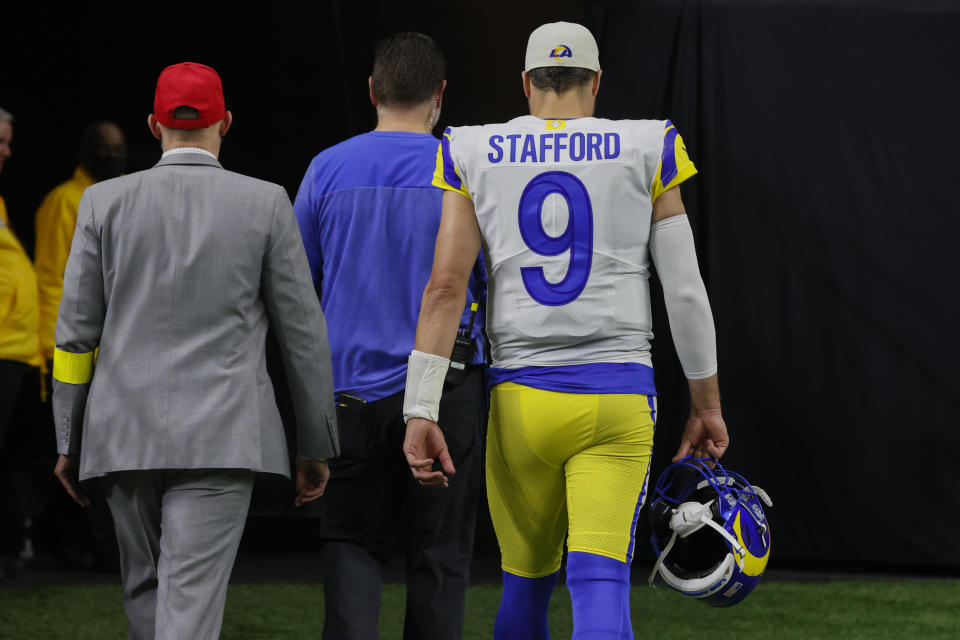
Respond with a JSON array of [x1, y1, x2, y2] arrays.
[[0, 581, 958, 639]]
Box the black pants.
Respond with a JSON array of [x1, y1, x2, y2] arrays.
[[320, 367, 485, 640], [0, 360, 27, 456], [1, 362, 118, 570], [0, 360, 28, 556]]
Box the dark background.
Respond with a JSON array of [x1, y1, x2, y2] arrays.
[[2, 0, 958, 572]]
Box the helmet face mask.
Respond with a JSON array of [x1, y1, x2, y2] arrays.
[[648, 456, 773, 607]]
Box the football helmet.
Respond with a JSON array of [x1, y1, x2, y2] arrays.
[[647, 456, 773, 607]]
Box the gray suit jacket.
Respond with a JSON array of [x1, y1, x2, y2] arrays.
[[53, 152, 339, 480]]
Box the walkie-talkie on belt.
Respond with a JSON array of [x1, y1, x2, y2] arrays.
[[445, 302, 479, 386]]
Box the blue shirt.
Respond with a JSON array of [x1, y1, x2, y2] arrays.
[[294, 131, 485, 402]]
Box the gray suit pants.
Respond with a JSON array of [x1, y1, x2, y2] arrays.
[[102, 469, 254, 640]]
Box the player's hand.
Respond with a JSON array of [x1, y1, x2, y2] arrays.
[[673, 407, 730, 462], [54, 454, 91, 507], [294, 457, 330, 506], [404, 417, 455, 488]]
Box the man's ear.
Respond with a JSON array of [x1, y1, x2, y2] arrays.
[[220, 111, 233, 137], [369, 76, 379, 107], [592, 69, 603, 97], [147, 114, 162, 140], [436, 79, 448, 110], [521, 71, 532, 99]]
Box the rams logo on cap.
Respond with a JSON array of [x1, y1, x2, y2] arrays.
[[549, 45, 572, 61]]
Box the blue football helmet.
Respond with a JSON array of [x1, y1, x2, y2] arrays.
[[647, 456, 773, 607]]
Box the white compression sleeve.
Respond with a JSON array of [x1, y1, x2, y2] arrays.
[[649, 214, 718, 379], [402, 350, 451, 423]]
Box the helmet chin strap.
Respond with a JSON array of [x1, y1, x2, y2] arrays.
[[701, 514, 747, 566], [648, 500, 747, 586], [648, 526, 678, 586]]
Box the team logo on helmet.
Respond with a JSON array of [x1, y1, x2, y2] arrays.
[[550, 45, 572, 61]]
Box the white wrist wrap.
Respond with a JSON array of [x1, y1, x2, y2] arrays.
[[649, 214, 718, 379], [403, 350, 451, 423]]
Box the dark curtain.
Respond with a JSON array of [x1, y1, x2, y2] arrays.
[[588, 0, 960, 568]]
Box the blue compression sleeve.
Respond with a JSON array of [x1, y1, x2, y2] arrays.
[[566, 551, 633, 640], [494, 570, 560, 640]]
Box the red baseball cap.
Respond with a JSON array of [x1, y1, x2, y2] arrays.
[[153, 62, 226, 130]]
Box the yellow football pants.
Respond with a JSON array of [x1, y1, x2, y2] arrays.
[[486, 382, 656, 578]]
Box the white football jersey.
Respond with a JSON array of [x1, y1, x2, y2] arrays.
[[434, 115, 696, 370]]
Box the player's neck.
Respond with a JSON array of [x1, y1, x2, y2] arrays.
[[528, 91, 595, 120], [374, 105, 435, 134]]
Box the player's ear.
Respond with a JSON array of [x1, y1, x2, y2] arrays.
[[521, 71, 532, 99], [592, 69, 602, 97], [368, 77, 378, 107]]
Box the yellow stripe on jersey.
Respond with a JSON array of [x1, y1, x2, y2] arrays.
[[651, 121, 698, 204], [432, 131, 472, 200], [545, 119, 566, 130]]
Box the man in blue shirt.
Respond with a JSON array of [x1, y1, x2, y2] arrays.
[[294, 33, 486, 640]]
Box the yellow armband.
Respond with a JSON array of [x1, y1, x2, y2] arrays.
[[53, 348, 96, 384]]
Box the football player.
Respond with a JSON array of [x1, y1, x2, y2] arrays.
[[402, 21, 729, 640]]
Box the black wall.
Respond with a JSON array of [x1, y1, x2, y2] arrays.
[[589, 0, 960, 569], [1, 1, 583, 250], [4, 0, 958, 570]]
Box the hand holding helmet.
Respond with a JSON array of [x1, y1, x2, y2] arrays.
[[673, 407, 730, 462], [674, 375, 730, 462]]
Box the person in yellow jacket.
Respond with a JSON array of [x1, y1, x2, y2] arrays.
[[0, 107, 41, 460], [19, 121, 126, 577], [34, 122, 126, 363]]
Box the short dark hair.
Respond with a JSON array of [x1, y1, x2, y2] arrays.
[[371, 32, 445, 107], [528, 67, 595, 95]]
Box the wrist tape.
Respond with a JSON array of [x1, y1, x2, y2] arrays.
[[403, 350, 451, 423]]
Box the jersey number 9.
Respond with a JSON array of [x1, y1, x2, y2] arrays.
[[518, 171, 593, 306]]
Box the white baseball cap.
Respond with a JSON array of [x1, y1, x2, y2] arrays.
[[524, 22, 601, 72]]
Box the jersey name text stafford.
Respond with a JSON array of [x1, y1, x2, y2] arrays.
[[487, 132, 621, 164]]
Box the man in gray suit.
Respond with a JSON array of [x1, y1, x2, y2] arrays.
[[51, 62, 339, 640]]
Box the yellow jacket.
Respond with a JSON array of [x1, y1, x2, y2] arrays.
[[0, 195, 41, 366], [35, 166, 94, 362]]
